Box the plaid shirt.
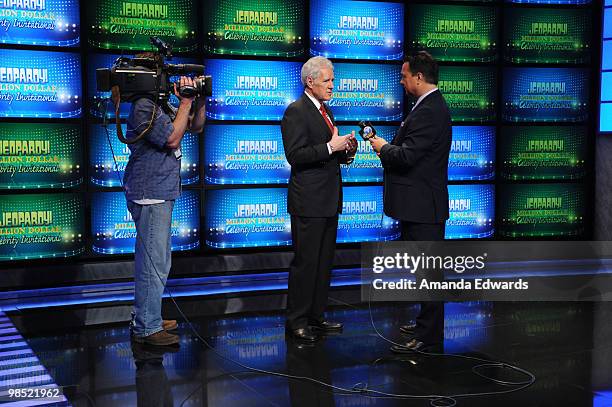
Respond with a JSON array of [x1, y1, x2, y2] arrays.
[[123, 98, 181, 201]]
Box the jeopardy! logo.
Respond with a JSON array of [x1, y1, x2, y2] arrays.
[[0, 0, 45, 10], [528, 82, 566, 94], [337, 16, 379, 31], [342, 200, 377, 214], [439, 80, 473, 94], [119, 2, 168, 20], [451, 140, 472, 153], [0, 139, 50, 155], [336, 78, 378, 92], [449, 199, 471, 211], [233, 10, 278, 26], [234, 203, 278, 218], [234, 76, 278, 90], [233, 140, 278, 154], [436, 20, 475, 34], [529, 23, 568, 36], [526, 139, 564, 152], [525, 197, 562, 210], [0, 67, 49, 84], [0, 210, 52, 227]]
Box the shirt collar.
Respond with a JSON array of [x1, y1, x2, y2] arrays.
[[304, 90, 322, 111], [411, 87, 438, 111]]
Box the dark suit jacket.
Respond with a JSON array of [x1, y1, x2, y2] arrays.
[[380, 90, 452, 223], [281, 93, 351, 217]]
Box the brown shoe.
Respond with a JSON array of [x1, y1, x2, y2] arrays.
[[162, 319, 178, 331], [133, 330, 179, 346]]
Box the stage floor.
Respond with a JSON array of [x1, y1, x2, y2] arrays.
[[2, 292, 612, 407]]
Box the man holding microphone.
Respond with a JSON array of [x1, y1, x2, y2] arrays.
[[369, 51, 452, 352], [281, 56, 357, 342]]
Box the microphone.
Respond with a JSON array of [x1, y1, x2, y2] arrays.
[[358, 121, 377, 140]]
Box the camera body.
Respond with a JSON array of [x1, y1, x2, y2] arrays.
[[96, 37, 212, 103]]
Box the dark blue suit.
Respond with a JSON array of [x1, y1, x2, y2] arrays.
[[380, 89, 452, 345]]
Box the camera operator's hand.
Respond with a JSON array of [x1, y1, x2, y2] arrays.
[[189, 76, 207, 133], [174, 76, 196, 106], [167, 76, 197, 149]]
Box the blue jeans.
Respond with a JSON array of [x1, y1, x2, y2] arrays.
[[128, 200, 175, 337]]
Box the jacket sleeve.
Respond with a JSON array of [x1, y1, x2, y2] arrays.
[[379, 107, 435, 169], [281, 104, 330, 166]]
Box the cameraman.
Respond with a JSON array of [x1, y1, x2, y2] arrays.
[[125, 74, 205, 346]]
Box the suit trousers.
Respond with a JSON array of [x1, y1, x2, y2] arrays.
[[401, 221, 446, 345], [287, 215, 339, 329]]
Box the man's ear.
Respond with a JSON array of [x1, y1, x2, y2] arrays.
[[306, 76, 313, 90]]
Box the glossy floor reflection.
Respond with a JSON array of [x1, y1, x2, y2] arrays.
[[9, 297, 612, 407]]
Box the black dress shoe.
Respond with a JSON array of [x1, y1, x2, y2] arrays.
[[390, 339, 427, 354], [309, 320, 343, 332], [399, 323, 417, 335], [286, 327, 318, 342]]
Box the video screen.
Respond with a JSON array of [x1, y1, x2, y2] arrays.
[[408, 5, 498, 62], [498, 183, 586, 238], [0, 123, 83, 189], [503, 67, 589, 123], [309, 0, 403, 60], [204, 186, 401, 248], [506, 0, 590, 5], [499, 126, 588, 180], [600, 15, 612, 133], [505, 8, 591, 64], [204, 124, 289, 185], [85, 0, 198, 51], [0, 0, 80, 46], [203, 0, 305, 57], [337, 185, 401, 243], [204, 59, 303, 121], [0, 193, 85, 261], [205, 188, 291, 249], [446, 184, 495, 239], [91, 190, 200, 254], [448, 126, 495, 181], [329, 62, 404, 121], [0, 49, 81, 118], [438, 66, 497, 122]]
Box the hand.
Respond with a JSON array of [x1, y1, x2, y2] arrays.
[[346, 131, 357, 154], [174, 76, 196, 106], [328, 126, 352, 152], [369, 136, 388, 154]]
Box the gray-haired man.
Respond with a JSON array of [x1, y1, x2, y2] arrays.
[[281, 56, 357, 342]]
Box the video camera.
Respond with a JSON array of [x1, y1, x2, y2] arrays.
[[96, 36, 212, 104]]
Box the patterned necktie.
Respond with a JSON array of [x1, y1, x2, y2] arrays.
[[319, 104, 334, 133]]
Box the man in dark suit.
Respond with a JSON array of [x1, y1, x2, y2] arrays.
[[281, 56, 357, 342], [370, 51, 452, 352]]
